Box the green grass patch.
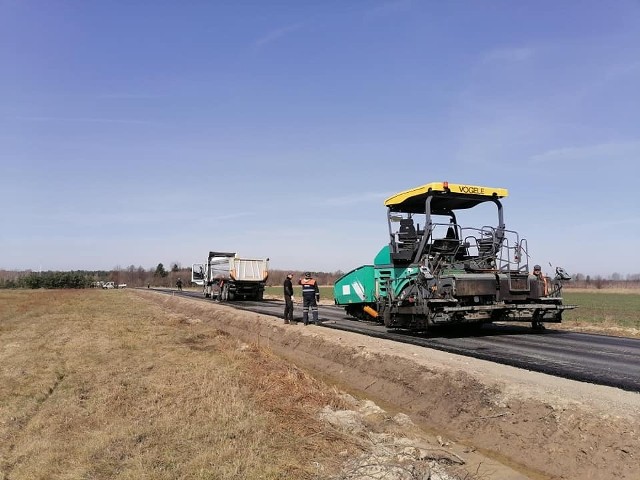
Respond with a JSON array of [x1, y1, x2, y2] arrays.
[[563, 290, 640, 329]]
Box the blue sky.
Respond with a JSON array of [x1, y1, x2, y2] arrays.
[[1, 0, 639, 277]]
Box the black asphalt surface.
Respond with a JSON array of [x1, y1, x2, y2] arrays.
[[153, 288, 640, 393]]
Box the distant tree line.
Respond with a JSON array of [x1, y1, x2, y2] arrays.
[[266, 270, 345, 286], [0, 263, 191, 289], [0, 266, 346, 290], [569, 273, 640, 290], [0, 271, 92, 289], [1, 267, 638, 290]]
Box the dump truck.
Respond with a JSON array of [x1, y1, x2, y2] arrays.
[[334, 181, 575, 331], [191, 251, 269, 301]]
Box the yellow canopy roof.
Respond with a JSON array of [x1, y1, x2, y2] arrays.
[[384, 182, 509, 213]]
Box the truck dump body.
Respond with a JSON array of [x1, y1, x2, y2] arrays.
[[192, 251, 269, 301], [334, 181, 575, 331]]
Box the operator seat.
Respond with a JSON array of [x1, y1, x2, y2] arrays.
[[391, 218, 419, 263], [398, 219, 418, 248], [446, 226, 456, 239], [430, 225, 459, 255]]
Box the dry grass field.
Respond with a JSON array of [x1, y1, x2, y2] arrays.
[[0, 290, 370, 480], [4, 287, 639, 480]]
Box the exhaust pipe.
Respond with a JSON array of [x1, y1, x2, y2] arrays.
[[363, 305, 379, 318]]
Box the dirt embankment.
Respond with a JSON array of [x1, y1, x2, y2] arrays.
[[140, 291, 640, 480]]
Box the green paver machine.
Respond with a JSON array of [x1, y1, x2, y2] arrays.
[[334, 181, 575, 331]]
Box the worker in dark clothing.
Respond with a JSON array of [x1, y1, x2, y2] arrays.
[[214, 277, 225, 302], [299, 272, 320, 325], [283, 273, 295, 324], [531, 265, 548, 330], [176, 278, 183, 291]]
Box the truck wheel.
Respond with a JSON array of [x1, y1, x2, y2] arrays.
[[256, 291, 264, 301]]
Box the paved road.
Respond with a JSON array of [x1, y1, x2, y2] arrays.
[[156, 288, 640, 393]]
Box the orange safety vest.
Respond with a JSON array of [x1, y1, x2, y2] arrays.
[[300, 278, 318, 296]]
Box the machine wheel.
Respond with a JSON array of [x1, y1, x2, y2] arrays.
[[531, 310, 546, 331], [469, 322, 484, 334], [531, 321, 545, 331]]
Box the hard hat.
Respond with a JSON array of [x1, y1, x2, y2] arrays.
[[304, 272, 311, 278], [533, 265, 541, 271]]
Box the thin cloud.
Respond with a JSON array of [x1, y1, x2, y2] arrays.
[[254, 23, 303, 48], [97, 93, 162, 99], [36, 210, 253, 228], [481, 46, 534, 63], [365, 0, 412, 19], [568, 60, 640, 103], [16, 116, 162, 126], [209, 212, 254, 221], [530, 141, 640, 164], [562, 216, 640, 230], [321, 192, 391, 207]]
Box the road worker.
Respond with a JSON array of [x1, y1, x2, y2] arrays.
[[283, 273, 295, 324], [299, 272, 320, 325], [532, 265, 549, 296], [532, 265, 548, 330], [215, 277, 225, 301]]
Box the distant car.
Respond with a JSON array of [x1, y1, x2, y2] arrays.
[[102, 282, 115, 289], [117, 283, 127, 289]]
